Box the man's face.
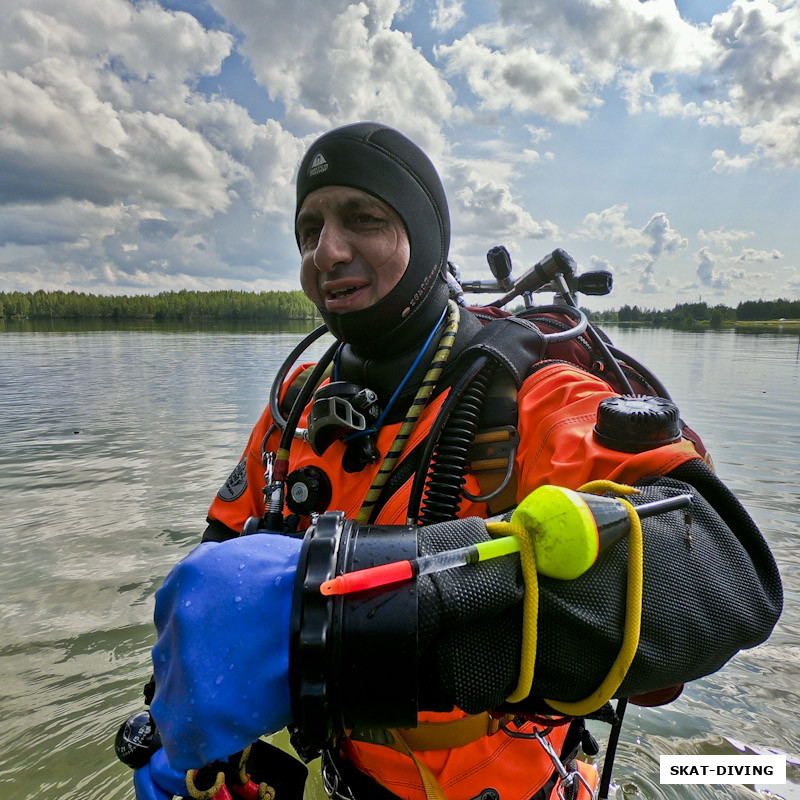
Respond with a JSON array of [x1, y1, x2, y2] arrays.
[[297, 186, 410, 314]]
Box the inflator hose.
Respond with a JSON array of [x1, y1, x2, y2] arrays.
[[407, 356, 493, 525], [419, 360, 494, 525]]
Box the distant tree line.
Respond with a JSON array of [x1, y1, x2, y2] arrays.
[[0, 289, 318, 321], [734, 298, 800, 321], [587, 299, 800, 328], [3, 291, 797, 326]]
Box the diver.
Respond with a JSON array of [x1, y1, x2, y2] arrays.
[[125, 123, 782, 800]]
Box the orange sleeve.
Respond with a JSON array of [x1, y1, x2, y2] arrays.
[[206, 403, 277, 534], [515, 363, 701, 497], [206, 363, 314, 533]]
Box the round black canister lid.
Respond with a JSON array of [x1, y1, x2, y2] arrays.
[[594, 395, 682, 453]]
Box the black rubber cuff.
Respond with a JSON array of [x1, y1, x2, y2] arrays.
[[290, 512, 419, 749]]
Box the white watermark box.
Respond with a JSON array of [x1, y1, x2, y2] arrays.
[[660, 755, 786, 784]]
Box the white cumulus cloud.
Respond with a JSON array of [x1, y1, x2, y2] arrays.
[[447, 160, 558, 242], [698, 227, 753, 252], [658, 0, 800, 168], [695, 246, 776, 292], [437, 30, 597, 123], [0, 0, 311, 292], [575, 205, 687, 259], [736, 247, 783, 262], [574, 204, 648, 249], [431, 0, 465, 32], [213, 0, 454, 156], [642, 212, 688, 258]]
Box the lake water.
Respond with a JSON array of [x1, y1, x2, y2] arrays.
[[0, 320, 798, 800]]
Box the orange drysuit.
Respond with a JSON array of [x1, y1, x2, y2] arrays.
[[208, 360, 702, 800]]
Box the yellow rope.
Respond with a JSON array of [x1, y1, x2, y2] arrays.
[[546, 481, 642, 716], [487, 519, 538, 704], [357, 301, 460, 524], [491, 480, 644, 715], [185, 768, 226, 800], [236, 745, 276, 800], [237, 745, 251, 785]]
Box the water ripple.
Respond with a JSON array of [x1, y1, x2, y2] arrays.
[[2, 324, 798, 799]]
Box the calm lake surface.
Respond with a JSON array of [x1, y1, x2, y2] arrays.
[[1, 320, 798, 800]]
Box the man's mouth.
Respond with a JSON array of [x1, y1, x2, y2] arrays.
[[328, 286, 360, 299], [322, 279, 369, 306]]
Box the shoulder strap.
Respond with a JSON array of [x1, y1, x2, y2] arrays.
[[455, 315, 546, 389]]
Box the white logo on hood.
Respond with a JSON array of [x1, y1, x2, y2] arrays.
[[309, 152, 329, 177]]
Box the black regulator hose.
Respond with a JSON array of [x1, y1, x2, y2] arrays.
[[517, 303, 588, 343], [581, 323, 634, 395], [606, 345, 672, 401], [269, 324, 330, 434], [517, 302, 634, 395], [408, 356, 493, 525], [278, 339, 340, 458]]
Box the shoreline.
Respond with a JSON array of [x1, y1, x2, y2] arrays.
[[600, 319, 800, 332]]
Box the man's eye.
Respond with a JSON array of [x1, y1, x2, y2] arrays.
[[352, 213, 383, 227], [300, 227, 321, 247]]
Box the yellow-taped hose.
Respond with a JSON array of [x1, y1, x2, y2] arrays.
[[357, 300, 459, 524], [489, 480, 643, 715]]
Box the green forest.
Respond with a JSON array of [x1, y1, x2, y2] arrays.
[[0, 289, 317, 321], [587, 299, 800, 327], [1, 291, 798, 326]]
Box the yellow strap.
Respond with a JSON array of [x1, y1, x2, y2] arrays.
[[490, 480, 644, 715], [352, 713, 505, 800], [388, 729, 451, 800], [393, 711, 501, 751], [546, 481, 642, 716], [237, 744, 252, 784], [237, 745, 276, 800]]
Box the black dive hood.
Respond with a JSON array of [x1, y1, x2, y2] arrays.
[[295, 122, 450, 358]]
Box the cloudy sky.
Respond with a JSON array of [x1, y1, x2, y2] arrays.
[[2, 0, 799, 310]]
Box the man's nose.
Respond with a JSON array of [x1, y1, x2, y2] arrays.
[[313, 222, 353, 271]]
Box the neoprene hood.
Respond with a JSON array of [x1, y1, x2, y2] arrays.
[[295, 123, 450, 354]]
